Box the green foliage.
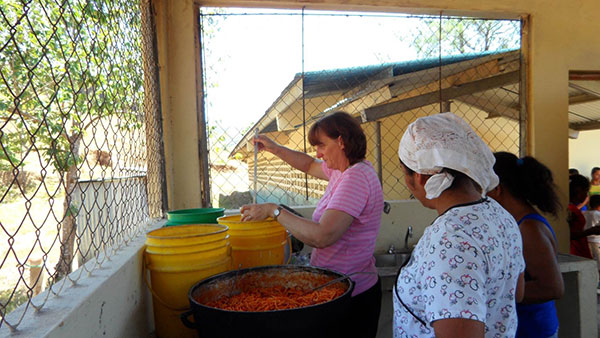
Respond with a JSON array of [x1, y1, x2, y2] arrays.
[[65, 202, 80, 218], [207, 122, 230, 165], [0, 0, 147, 278], [0, 0, 144, 176], [402, 18, 520, 57], [0, 288, 29, 315]]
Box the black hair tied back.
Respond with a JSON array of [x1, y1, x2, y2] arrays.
[[493, 152, 561, 217]]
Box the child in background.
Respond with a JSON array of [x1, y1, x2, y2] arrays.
[[584, 195, 600, 268], [590, 167, 600, 196], [569, 174, 600, 258]]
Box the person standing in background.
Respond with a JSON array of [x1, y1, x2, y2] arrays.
[[568, 174, 600, 259], [590, 167, 600, 196], [489, 152, 563, 338], [584, 195, 600, 270]]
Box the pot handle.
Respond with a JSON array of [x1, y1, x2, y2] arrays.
[[180, 309, 197, 329]]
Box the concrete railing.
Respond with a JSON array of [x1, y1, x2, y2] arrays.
[[0, 220, 163, 338]]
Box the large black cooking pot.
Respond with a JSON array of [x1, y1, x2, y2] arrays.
[[181, 265, 354, 338]]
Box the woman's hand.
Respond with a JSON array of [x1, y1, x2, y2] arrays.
[[577, 195, 589, 210], [240, 203, 277, 222], [254, 134, 280, 154]]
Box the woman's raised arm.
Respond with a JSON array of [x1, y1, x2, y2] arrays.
[[255, 134, 326, 180]]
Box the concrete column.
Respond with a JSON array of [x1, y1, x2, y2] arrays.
[[154, 0, 205, 210]]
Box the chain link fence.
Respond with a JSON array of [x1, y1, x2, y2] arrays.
[[0, 3, 524, 332], [0, 0, 165, 330], [200, 9, 523, 208]]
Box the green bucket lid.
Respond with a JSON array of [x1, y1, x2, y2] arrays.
[[165, 207, 225, 226]]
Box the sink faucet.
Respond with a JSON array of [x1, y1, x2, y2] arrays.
[[404, 226, 413, 251], [387, 226, 413, 254]]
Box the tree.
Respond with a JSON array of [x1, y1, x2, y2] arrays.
[[0, 0, 143, 280], [402, 17, 520, 57]]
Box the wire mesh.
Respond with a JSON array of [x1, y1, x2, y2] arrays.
[[200, 8, 522, 208], [0, 0, 165, 330]]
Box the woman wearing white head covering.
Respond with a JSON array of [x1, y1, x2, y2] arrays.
[[393, 112, 525, 338]]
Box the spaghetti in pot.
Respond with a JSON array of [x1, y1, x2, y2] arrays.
[[197, 273, 346, 312]]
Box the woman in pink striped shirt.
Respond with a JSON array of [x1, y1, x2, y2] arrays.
[[241, 111, 384, 338]]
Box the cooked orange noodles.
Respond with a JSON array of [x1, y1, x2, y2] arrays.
[[203, 284, 345, 312]]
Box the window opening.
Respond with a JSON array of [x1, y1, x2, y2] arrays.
[[199, 7, 523, 209]]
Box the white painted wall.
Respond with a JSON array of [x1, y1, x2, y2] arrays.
[[267, 199, 438, 253], [569, 129, 600, 179]]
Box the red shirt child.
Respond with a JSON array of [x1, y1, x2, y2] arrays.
[[568, 203, 593, 259], [569, 174, 595, 259]]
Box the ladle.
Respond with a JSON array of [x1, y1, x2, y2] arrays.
[[304, 271, 376, 295]]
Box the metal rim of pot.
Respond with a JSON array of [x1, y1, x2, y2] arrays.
[[180, 264, 355, 328]]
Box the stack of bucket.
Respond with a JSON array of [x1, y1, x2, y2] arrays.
[[145, 224, 231, 338], [144, 210, 290, 337], [217, 215, 290, 269]]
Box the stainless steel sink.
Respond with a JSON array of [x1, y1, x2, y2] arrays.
[[374, 251, 413, 291], [374, 252, 412, 268]]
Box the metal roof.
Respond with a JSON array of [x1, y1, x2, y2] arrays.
[[230, 49, 519, 157], [301, 50, 514, 98], [569, 79, 600, 130], [229, 53, 600, 158]]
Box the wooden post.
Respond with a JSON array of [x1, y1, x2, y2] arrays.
[[28, 257, 44, 296]]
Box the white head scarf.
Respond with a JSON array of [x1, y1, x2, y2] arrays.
[[398, 112, 499, 199]]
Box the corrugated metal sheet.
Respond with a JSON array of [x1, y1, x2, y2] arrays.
[[570, 101, 600, 120], [72, 176, 149, 265], [569, 80, 600, 128], [572, 80, 600, 94]]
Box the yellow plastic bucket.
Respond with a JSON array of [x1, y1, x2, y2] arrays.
[[217, 215, 290, 269], [144, 224, 231, 338]]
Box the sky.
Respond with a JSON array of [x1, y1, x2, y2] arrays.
[[199, 8, 520, 152], [200, 8, 419, 134]]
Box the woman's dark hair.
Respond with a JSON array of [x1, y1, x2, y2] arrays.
[[570, 174, 590, 203], [493, 151, 561, 217], [569, 168, 579, 176], [308, 111, 366, 165]]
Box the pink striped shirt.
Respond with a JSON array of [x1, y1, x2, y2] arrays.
[[310, 160, 383, 296]]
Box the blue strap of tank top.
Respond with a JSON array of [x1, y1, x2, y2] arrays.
[[518, 213, 556, 240]]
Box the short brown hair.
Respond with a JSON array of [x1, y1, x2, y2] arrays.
[[308, 111, 366, 165]]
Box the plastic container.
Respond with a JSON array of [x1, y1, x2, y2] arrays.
[[165, 208, 225, 226], [217, 215, 289, 269], [144, 224, 231, 338]]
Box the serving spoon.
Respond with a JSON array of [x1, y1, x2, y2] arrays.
[[303, 271, 376, 295]]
